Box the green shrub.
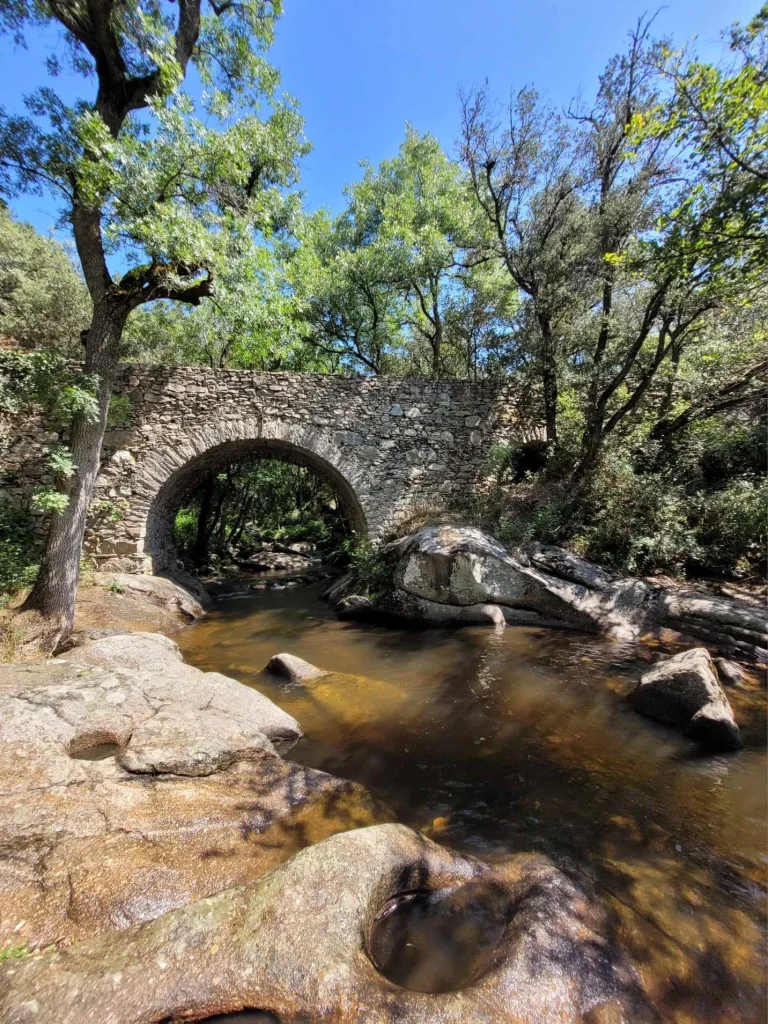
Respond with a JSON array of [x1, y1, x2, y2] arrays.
[[0, 945, 30, 963], [173, 507, 198, 553], [571, 471, 701, 575], [107, 394, 132, 428], [345, 540, 397, 598], [692, 477, 768, 576], [0, 502, 39, 603]]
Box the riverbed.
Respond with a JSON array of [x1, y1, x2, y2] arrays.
[[179, 582, 767, 1023]]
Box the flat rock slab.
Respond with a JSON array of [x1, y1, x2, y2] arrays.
[[117, 706, 279, 775], [0, 643, 389, 948], [0, 754, 386, 949], [0, 824, 656, 1024], [59, 630, 184, 672]]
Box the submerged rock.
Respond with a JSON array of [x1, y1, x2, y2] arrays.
[[0, 823, 656, 1024], [634, 648, 742, 750]]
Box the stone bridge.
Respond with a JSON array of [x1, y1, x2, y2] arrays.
[[4, 365, 535, 573]]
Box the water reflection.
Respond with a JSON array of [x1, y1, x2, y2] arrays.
[[179, 583, 767, 1023]]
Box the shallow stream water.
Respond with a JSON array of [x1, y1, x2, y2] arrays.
[[179, 582, 767, 1023]]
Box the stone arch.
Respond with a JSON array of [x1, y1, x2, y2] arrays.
[[131, 416, 369, 572]]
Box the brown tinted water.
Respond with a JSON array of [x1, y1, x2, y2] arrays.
[[179, 582, 768, 1023]]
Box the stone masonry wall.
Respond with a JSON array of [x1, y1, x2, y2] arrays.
[[1, 364, 537, 573]]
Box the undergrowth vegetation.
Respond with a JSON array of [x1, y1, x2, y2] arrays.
[[466, 417, 767, 579], [0, 502, 39, 605]]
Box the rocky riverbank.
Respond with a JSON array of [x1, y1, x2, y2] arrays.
[[0, 558, 764, 1021], [0, 632, 388, 951], [0, 632, 661, 1023]]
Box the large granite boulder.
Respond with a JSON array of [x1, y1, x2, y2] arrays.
[[341, 526, 767, 659], [387, 526, 630, 634], [653, 589, 767, 660], [0, 823, 656, 1024], [634, 648, 742, 750], [0, 646, 386, 949]]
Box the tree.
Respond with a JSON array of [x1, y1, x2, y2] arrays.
[[460, 85, 586, 444], [0, 209, 90, 352], [123, 246, 322, 370], [461, 16, 767, 479], [291, 128, 510, 377], [641, 5, 767, 275], [0, 0, 308, 639], [289, 207, 408, 375]]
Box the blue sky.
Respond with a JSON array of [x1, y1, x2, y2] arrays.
[[0, 0, 757, 239]]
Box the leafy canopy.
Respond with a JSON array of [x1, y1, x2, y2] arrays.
[[0, 0, 309, 320]]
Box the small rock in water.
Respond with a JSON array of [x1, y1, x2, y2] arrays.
[[264, 653, 325, 682]]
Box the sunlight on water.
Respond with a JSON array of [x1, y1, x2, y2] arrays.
[[179, 583, 768, 1024]]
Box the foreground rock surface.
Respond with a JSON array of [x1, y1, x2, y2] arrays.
[[0, 823, 656, 1024], [634, 648, 742, 750], [0, 639, 387, 948], [353, 526, 768, 660]]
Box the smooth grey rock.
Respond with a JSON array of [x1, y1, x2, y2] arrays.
[[60, 631, 183, 672], [655, 591, 767, 659], [389, 526, 602, 631], [714, 657, 749, 687], [524, 542, 615, 591], [264, 652, 326, 682], [382, 589, 513, 627], [118, 707, 277, 775], [387, 527, 765, 658], [634, 648, 742, 751], [1, 657, 302, 769]]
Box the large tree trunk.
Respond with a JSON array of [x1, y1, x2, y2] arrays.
[[22, 303, 125, 642]]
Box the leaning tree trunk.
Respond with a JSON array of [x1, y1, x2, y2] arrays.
[[22, 304, 126, 642]]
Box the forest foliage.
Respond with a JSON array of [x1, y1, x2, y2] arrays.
[[1, 2, 765, 591]]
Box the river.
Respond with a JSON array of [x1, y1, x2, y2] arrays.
[[178, 581, 767, 1023]]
